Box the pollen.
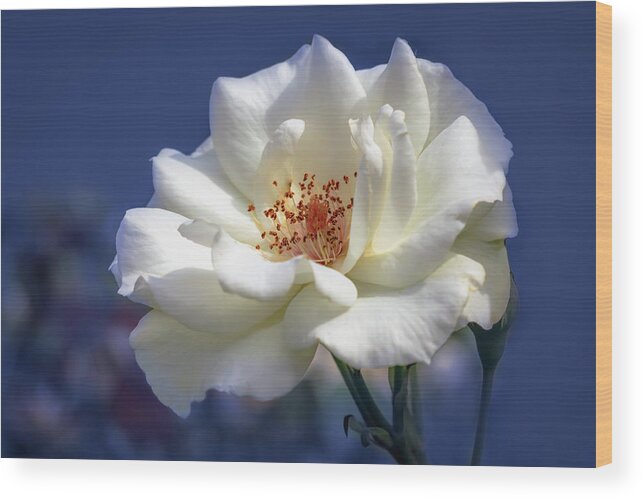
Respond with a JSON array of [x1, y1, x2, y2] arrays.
[[249, 170, 356, 266]]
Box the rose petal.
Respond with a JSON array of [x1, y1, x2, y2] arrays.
[[191, 136, 214, 157], [130, 310, 317, 417], [462, 185, 518, 241], [356, 64, 385, 93], [362, 38, 431, 154], [302, 260, 358, 308], [349, 116, 504, 288], [210, 44, 311, 198], [414, 116, 506, 225], [211, 228, 357, 306], [146, 193, 161, 208], [348, 214, 465, 289], [418, 59, 513, 173], [285, 254, 484, 368], [178, 219, 219, 247], [211, 229, 300, 300], [453, 237, 511, 330], [152, 148, 260, 244], [369, 107, 418, 254], [144, 268, 293, 336], [276, 35, 366, 186], [211, 36, 366, 199], [339, 116, 385, 273], [253, 119, 306, 212], [112, 208, 212, 305]]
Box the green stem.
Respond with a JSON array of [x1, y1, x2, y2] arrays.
[[389, 366, 419, 464], [388, 436, 421, 465], [409, 364, 423, 435], [470, 366, 496, 466], [334, 356, 427, 465], [333, 356, 392, 432], [391, 366, 408, 434], [406, 365, 427, 463]]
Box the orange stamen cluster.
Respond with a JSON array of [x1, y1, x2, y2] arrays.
[[248, 171, 357, 266]]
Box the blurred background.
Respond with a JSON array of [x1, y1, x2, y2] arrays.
[[2, 3, 596, 465], [0, 185, 483, 463]]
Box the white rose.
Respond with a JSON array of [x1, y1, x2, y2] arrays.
[[111, 36, 517, 417]]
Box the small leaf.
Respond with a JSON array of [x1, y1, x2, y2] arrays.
[[343, 414, 368, 436], [343, 415, 395, 450], [343, 414, 353, 437]]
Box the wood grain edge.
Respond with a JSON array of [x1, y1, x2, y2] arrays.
[[596, 1, 612, 468]]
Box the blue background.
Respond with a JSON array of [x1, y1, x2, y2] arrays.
[[2, 2, 596, 466]]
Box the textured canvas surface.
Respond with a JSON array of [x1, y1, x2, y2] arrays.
[[2, 2, 596, 466]]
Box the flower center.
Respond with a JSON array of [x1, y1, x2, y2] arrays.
[[248, 171, 357, 266]]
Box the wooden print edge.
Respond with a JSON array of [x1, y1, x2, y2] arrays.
[[596, 1, 612, 468]]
